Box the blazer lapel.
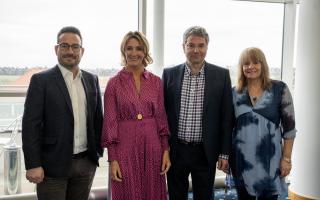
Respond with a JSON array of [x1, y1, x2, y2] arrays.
[[203, 63, 210, 117], [53, 65, 73, 114], [174, 64, 185, 120], [80, 72, 90, 116]]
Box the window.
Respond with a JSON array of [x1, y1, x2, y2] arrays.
[[161, 0, 284, 85], [0, 0, 138, 124], [0, 0, 138, 196], [0, 0, 138, 87], [0, 0, 298, 197]]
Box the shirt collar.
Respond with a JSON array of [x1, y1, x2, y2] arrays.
[[184, 62, 205, 76], [58, 64, 82, 79], [119, 67, 150, 80]]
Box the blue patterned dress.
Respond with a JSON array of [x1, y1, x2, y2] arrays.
[[231, 80, 296, 197]]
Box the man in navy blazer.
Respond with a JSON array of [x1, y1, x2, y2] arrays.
[[22, 26, 103, 200], [162, 26, 233, 199]]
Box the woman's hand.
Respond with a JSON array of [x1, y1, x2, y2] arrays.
[[281, 139, 294, 177], [280, 157, 292, 177], [110, 160, 122, 182], [160, 150, 171, 175]]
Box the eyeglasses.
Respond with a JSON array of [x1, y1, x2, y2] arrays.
[[185, 43, 207, 51], [58, 43, 82, 52]]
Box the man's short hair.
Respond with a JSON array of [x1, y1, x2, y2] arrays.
[[57, 26, 82, 44], [183, 26, 209, 44]]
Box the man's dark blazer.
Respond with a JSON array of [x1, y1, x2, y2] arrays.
[[162, 62, 233, 167], [22, 65, 103, 177]]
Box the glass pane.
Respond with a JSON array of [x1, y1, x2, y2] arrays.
[[0, 0, 138, 196], [164, 0, 284, 85], [0, 0, 138, 87], [0, 97, 24, 129]]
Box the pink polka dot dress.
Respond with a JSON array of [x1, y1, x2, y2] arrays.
[[101, 68, 169, 200]]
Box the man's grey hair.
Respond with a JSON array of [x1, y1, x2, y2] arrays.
[[183, 26, 209, 44]]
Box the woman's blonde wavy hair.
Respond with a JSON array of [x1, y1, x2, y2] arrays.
[[120, 31, 153, 67]]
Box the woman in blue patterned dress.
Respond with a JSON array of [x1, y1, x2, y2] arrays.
[[230, 47, 296, 200]]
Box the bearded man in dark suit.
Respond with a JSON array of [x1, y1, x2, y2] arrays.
[[22, 26, 103, 200]]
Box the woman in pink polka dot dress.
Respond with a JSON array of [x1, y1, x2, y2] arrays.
[[101, 31, 171, 200]]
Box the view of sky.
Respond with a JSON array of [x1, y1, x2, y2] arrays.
[[0, 0, 283, 70], [0, 0, 137, 68], [163, 0, 284, 68]]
